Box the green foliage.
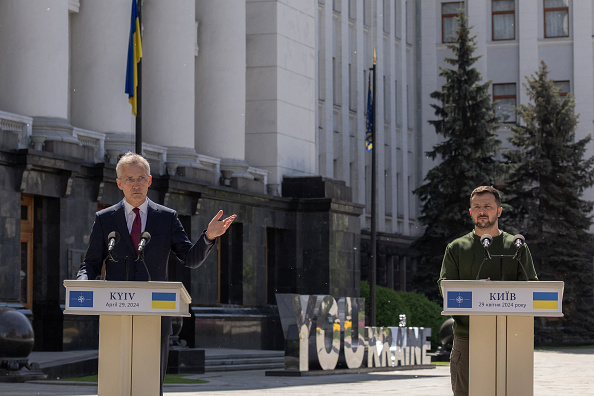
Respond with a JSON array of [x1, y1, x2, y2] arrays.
[[360, 281, 447, 351], [503, 61, 594, 343], [413, 10, 502, 301]]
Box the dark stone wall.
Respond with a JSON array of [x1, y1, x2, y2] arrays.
[[0, 157, 21, 301], [0, 149, 364, 351]]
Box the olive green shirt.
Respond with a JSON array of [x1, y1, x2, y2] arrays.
[[438, 231, 538, 337]]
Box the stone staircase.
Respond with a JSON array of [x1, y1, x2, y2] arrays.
[[204, 349, 285, 372]]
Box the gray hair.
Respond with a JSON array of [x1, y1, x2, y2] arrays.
[[115, 152, 151, 179]]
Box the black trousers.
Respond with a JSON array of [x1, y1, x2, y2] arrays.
[[159, 317, 172, 396]]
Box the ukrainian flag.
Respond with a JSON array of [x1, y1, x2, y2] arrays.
[[533, 292, 558, 309], [152, 292, 176, 310], [365, 72, 374, 151], [125, 0, 142, 116]]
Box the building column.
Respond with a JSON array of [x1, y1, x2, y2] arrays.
[[0, 0, 73, 150], [70, 0, 133, 160], [572, 2, 594, 140], [246, 1, 316, 193], [397, 0, 410, 236], [466, 1, 488, 78], [517, 1, 539, 107], [195, 1, 251, 186], [142, 0, 197, 167]]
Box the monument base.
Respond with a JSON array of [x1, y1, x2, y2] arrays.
[[167, 347, 205, 374]]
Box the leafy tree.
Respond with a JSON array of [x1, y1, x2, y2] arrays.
[[413, 11, 501, 301], [503, 61, 594, 344]]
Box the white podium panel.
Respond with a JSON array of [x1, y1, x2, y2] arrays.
[[441, 280, 563, 317], [64, 280, 191, 317], [441, 280, 564, 396], [64, 280, 191, 396]]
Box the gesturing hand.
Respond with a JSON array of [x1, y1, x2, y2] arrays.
[[205, 210, 237, 241]]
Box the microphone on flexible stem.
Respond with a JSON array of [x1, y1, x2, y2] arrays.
[[137, 231, 151, 254], [136, 232, 152, 281], [513, 234, 525, 249], [512, 234, 529, 280], [108, 231, 120, 252], [107, 231, 120, 262], [480, 234, 493, 258], [475, 234, 493, 280]]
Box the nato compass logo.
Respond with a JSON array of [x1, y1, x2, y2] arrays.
[[447, 291, 472, 309], [69, 291, 94, 308]]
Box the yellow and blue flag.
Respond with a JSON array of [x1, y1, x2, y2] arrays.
[[152, 292, 176, 310], [365, 72, 374, 151], [125, 0, 142, 116], [533, 292, 558, 309]]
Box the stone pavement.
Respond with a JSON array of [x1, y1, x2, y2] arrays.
[[0, 347, 592, 395]]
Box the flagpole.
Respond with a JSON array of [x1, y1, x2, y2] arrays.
[[370, 50, 377, 327], [135, 0, 143, 155]]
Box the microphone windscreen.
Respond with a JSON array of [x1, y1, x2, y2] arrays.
[[513, 234, 525, 247], [480, 234, 493, 247], [108, 231, 120, 243], [140, 231, 151, 244]]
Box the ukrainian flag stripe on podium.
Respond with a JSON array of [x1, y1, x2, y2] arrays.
[[533, 291, 558, 309], [152, 292, 176, 309]]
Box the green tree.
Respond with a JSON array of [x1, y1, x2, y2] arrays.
[[413, 11, 501, 301], [503, 61, 594, 344]]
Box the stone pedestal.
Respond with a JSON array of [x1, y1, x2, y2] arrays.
[[167, 347, 205, 374]]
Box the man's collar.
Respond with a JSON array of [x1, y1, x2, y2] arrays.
[[123, 198, 148, 214]]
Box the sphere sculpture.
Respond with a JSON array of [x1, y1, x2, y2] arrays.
[[0, 308, 35, 371]]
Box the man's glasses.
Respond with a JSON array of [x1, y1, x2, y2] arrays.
[[121, 176, 149, 185]]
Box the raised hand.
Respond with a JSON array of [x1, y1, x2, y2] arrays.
[[205, 210, 237, 241]]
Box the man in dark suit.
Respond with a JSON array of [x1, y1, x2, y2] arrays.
[[77, 151, 236, 394]]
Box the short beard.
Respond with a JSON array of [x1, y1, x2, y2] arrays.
[[474, 217, 495, 230]]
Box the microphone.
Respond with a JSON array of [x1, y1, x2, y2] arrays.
[[480, 234, 493, 248], [512, 234, 529, 280], [137, 231, 151, 254], [513, 234, 525, 249], [108, 231, 120, 252], [136, 231, 152, 282]]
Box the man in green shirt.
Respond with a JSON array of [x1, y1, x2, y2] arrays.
[[438, 186, 538, 396]]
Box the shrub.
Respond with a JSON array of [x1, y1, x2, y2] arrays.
[[360, 281, 446, 351]]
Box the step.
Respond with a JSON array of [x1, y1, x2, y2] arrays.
[[204, 351, 285, 372]]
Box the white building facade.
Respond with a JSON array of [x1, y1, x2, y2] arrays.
[[0, 0, 592, 351]]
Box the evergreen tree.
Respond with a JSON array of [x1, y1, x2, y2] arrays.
[[413, 11, 501, 301], [503, 61, 594, 344]]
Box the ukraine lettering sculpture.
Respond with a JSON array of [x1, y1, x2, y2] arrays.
[[275, 293, 432, 372]]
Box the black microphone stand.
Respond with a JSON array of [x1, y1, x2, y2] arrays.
[[475, 249, 529, 281], [136, 250, 151, 282]]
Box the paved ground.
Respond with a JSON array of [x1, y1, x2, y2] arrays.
[[0, 347, 592, 395]]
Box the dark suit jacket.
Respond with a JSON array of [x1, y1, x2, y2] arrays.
[[77, 198, 213, 281]]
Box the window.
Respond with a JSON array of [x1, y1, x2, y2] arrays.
[[492, 0, 515, 40], [493, 83, 516, 123], [383, 0, 390, 33], [349, 0, 356, 19], [349, 63, 357, 110], [384, 76, 390, 122], [442, 2, 464, 43], [364, 0, 371, 27], [394, 0, 400, 38], [544, 0, 569, 38], [554, 80, 570, 97]]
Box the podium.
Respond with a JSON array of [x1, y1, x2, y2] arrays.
[[440, 280, 564, 396], [63, 280, 191, 396]]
